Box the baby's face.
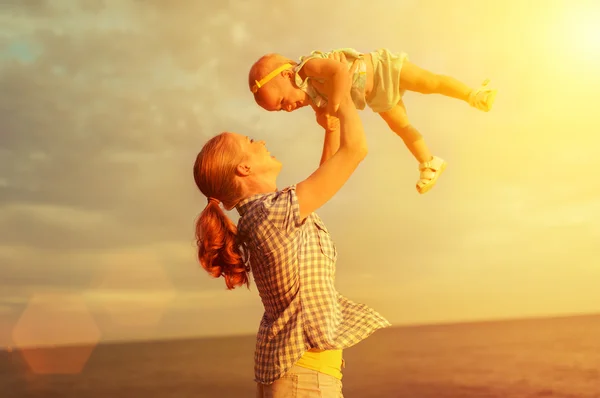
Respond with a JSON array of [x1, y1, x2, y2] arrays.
[[256, 72, 309, 112]]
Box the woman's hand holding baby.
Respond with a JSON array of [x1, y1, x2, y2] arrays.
[[312, 53, 359, 115]]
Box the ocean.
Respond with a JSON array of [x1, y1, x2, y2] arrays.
[[2, 314, 599, 397]]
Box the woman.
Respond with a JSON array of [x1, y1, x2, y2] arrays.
[[193, 65, 390, 397]]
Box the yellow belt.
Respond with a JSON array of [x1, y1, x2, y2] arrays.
[[294, 348, 344, 380]]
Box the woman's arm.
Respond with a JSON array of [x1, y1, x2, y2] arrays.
[[320, 128, 340, 167], [308, 52, 355, 166], [296, 89, 367, 221], [302, 57, 351, 114], [311, 103, 340, 166]]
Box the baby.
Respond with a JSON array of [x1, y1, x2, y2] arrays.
[[248, 48, 497, 194]]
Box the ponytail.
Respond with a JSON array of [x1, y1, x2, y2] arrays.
[[195, 200, 250, 290]]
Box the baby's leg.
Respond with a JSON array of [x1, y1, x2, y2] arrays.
[[379, 100, 431, 164], [380, 100, 447, 194], [399, 61, 496, 111]]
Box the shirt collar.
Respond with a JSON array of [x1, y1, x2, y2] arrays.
[[235, 192, 270, 216]]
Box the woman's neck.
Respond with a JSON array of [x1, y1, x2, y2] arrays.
[[239, 178, 278, 201]]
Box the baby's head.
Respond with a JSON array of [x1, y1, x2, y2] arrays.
[[249, 53, 308, 112]]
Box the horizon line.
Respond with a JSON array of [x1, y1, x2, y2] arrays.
[[3, 310, 599, 352]]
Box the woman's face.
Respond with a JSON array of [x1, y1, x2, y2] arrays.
[[229, 133, 282, 178]]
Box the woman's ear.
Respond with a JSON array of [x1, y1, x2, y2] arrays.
[[236, 163, 252, 176]]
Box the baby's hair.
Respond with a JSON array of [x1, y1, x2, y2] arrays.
[[248, 53, 296, 99]]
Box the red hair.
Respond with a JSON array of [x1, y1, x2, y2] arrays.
[[193, 133, 250, 290]]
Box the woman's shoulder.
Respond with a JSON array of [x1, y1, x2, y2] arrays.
[[261, 185, 297, 208], [239, 185, 297, 215], [255, 185, 303, 232]]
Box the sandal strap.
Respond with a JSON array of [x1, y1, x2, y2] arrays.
[[419, 156, 445, 171], [418, 170, 436, 183], [468, 79, 493, 107]]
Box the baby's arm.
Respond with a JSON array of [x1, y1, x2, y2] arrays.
[[302, 58, 351, 114]]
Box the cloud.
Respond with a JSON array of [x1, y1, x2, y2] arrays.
[[0, 0, 369, 264], [82, 287, 257, 312], [1, 0, 599, 347]]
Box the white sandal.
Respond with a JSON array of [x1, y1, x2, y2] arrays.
[[468, 79, 497, 112], [416, 156, 447, 194]]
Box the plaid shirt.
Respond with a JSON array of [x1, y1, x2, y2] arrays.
[[236, 185, 391, 384]]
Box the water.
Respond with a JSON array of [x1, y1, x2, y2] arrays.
[[1, 314, 599, 397]]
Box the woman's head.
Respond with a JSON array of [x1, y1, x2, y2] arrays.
[[249, 53, 309, 112], [193, 132, 282, 208], [193, 132, 244, 211], [193, 132, 282, 289]]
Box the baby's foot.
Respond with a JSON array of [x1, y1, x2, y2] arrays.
[[416, 156, 447, 194], [468, 79, 497, 112]]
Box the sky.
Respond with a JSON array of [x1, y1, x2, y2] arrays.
[[1, 0, 599, 348]]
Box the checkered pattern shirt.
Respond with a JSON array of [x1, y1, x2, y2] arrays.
[[236, 185, 391, 385]]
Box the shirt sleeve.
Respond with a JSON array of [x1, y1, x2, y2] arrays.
[[260, 185, 304, 236], [294, 51, 326, 86], [298, 50, 325, 65]]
